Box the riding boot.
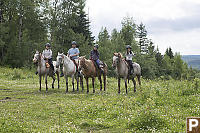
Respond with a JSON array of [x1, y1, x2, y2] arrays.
[[100, 68, 104, 74], [50, 64, 55, 75]]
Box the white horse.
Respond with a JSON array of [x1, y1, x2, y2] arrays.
[[112, 52, 141, 93], [33, 51, 60, 92], [56, 52, 83, 93]]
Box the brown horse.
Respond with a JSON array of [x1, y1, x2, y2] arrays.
[[112, 52, 141, 94], [78, 56, 108, 93]]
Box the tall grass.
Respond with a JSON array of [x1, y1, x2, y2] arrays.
[[0, 67, 199, 132]]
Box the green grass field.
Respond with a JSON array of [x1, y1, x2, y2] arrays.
[[0, 67, 200, 132]]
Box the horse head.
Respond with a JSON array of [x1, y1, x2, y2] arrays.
[[112, 52, 122, 68], [78, 56, 86, 71], [33, 51, 41, 63], [56, 52, 64, 68]]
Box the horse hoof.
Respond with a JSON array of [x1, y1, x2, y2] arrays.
[[93, 91, 95, 93]]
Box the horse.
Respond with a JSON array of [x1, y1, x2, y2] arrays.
[[78, 56, 108, 93], [112, 52, 141, 94], [33, 51, 60, 92], [56, 52, 83, 93]]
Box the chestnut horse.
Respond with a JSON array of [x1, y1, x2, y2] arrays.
[[78, 56, 108, 93], [112, 52, 141, 94]]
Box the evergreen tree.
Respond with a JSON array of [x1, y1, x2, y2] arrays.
[[120, 17, 136, 46], [136, 23, 148, 54]]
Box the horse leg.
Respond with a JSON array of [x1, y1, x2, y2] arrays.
[[45, 75, 48, 92], [98, 76, 102, 91], [132, 77, 136, 92], [72, 75, 75, 92], [80, 75, 84, 91], [86, 77, 89, 93], [57, 72, 60, 89], [125, 78, 128, 94], [39, 76, 41, 92], [92, 78, 95, 93], [103, 75, 106, 91], [137, 75, 141, 86], [76, 74, 79, 92], [118, 77, 121, 94], [52, 75, 55, 89], [65, 76, 68, 93]]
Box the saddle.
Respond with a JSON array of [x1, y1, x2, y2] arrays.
[[45, 62, 50, 68], [91, 60, 104, 71]]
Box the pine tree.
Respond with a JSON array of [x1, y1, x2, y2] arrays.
[[120, 17, 136, 46], [136, 22, 148, 54]]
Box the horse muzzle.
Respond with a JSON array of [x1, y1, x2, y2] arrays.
[[33, 59, 37, 63], [112, 63, 116, 68]]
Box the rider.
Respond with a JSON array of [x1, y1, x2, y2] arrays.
[[42, 43, 54, 73], [125, 45, 135, 76], [35, 43, 54, 75], [60, 41, 80, 77], [90, 44, 104, 73]]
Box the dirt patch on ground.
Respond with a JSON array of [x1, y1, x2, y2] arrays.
[[0, 97, 26, 102], [0, 89, 12, 92]]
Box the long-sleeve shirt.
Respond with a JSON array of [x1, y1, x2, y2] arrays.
[[42, 49, 52, 59], [90, 50, 99, 61]]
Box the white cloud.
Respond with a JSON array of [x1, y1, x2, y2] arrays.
[[86, 0, 200, 55]]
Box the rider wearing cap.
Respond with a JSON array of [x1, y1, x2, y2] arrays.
[[125, 45, 135, 75], [90, 44, 104, 73], [60, 41, 80, 77], [42, 43, 54, 72]]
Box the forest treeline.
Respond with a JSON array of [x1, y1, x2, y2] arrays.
[[0, 0, 199, 80]]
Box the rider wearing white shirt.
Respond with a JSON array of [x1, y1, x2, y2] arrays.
[[42, 43, 54, 72]]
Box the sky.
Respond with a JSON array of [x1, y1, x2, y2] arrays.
[[85, 0, 200, 55]]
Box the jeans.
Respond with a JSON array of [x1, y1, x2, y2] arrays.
[[95, 59, 100, 67]]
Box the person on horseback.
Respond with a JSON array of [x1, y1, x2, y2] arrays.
[[42, 43, 54, 72], [125, 45, 135, 76], [60, 41, 80, 77], [35, 43, 54, 75], [90, 44, 104, 73]]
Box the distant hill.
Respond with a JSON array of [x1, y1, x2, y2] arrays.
[[182, 55, 200, 69]]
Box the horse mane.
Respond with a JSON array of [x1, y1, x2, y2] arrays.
[[113, 52, 123, 58]]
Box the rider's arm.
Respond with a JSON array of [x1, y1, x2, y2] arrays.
[[71, 48, 80, 57], [90, 50, 93, 60]]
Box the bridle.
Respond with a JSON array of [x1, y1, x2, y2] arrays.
[[112, 55, 121, 68]]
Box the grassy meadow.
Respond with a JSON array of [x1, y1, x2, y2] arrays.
[[0, 67, 200, 132]]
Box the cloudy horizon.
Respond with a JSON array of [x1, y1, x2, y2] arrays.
[[86, 0, 200, 55]]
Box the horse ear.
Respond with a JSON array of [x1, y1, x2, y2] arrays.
[[118, 52, 121, 58], [58, 52, 60, 55]]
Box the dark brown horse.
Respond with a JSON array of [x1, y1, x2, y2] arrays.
[[78, 56, 108, 93]]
